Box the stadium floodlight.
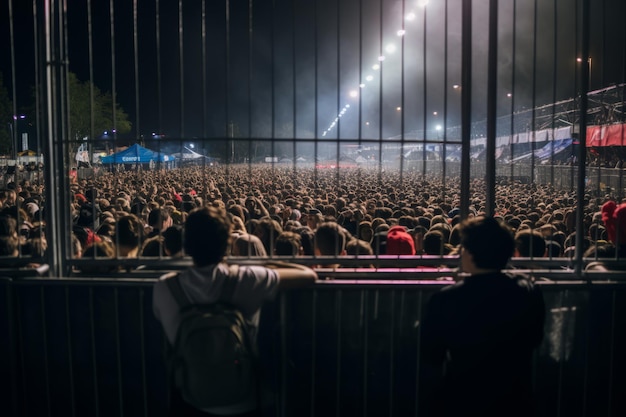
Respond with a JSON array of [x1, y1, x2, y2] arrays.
[[397, 29, 406, 37], [372, 64, 380, 70], [385, 44, 397, 54], [359, 83, 365, 88], [349, 90, 359, 98], [406, 12, 416, 21], [366, 75, 374, 82]]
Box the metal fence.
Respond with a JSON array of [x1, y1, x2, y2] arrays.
[[2, 0, 626, 275], [2, 276, 625, 417]]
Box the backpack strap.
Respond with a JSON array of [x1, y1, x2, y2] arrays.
[[219, 264, 240, 304], [165, 273, 191, 309]]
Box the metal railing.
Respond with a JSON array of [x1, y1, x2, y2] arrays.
[[1, 0, 625, 276], [2, 275, 625, 417]]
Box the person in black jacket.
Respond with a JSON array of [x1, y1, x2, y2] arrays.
[[420, 216, 545, 417]]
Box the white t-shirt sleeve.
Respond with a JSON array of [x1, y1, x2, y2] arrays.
[[231, 265, 280, 316]]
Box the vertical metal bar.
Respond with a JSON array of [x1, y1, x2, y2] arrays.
[[421, 3, 427, 178], [40, 287, 52, 416], [459, 0, 472, 220], [509, 0, 517, 182], [178, 0, 185, 138], [44, 0, 70, 276], [7, 280, 20, 417], [108, 0, 117, 144], [377, 0, 383, 186], [555, 292, 565, 417], [334, 0, 341, 180], [132, 0, 140, 143], [575, 0, 590, 277], [530, 0, 538, 195], [313, 0, 319, 194], [388, 290, 396, 417], [280, 293, 287, 417], [290, 0, 298, 184], [441, 0, 449, 193], [399, 0, 405, 183], [362, 289, 369, 416], [139, 289, 148, 417], [310, 289, 317, 417], [65, 287, 76, 417], [8, 0, 18, 161], [114, 289, 124, 416], [87, 0, 96, 157], [89, 288, 100, 417], [485, 0, 498, 217], [335, 290, 342, 417], [15, 285, 29, 416], [155, 0, 163, 134], [225, 0, 232, 165], [607, 290, 616, 415], [414, 290, 423, 417]]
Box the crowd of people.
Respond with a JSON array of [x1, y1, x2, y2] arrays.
[[1, 164, 625, 270], [3, 164, 624, 417]]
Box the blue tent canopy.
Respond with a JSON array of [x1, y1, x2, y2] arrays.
[[100, 144, 174, 164]]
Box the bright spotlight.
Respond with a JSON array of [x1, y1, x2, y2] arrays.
[[385, 44, 397, 54], [372, 64, 380, 70], [436, 125, 442, 131], [397, 29, 406, 37], [396, 107, 402, 112], [406, 12, 416, 21], [359, 83, 366, 88], [433, 111, 438, 116], [418, 0, 429, 7], [507, 93, 513, 98], [378, 55, 386, 62], [366, 75, 374, 81], [346, 104, 351, 108], [349, 90, 358, 98], [453, 84, 460, 89]]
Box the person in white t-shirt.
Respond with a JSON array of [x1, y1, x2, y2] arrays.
[[153, 206, 316, 417]]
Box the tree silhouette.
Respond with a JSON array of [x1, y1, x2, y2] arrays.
[[0, 72, 12, 155], [68, 72, 131, 140]]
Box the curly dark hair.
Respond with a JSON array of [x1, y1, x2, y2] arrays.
[[184, 206, 232, 266]]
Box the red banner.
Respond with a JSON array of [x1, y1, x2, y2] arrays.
[[587, 124, 626, 147]]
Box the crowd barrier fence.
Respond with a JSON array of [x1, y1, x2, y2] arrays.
[[2, 274, 625, 417]]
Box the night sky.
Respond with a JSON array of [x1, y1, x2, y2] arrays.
[[1, 0, 625, 142]]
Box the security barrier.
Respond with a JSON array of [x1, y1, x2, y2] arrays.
[[2, 276, 625, 417]]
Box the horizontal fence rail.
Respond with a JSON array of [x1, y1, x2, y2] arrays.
[[2, 276, 626, 417]]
